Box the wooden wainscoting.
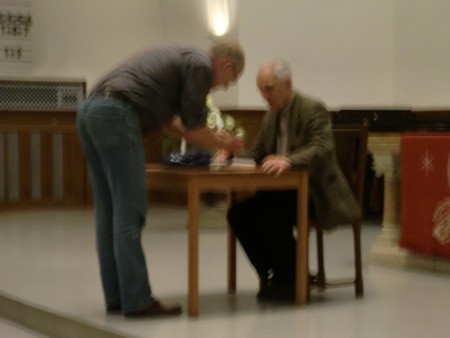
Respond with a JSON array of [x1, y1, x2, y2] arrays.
[[3, 107, 446, 211], [0, 111, 88, 210]]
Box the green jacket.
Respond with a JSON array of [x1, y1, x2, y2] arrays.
[[251, 91, 360, 230]]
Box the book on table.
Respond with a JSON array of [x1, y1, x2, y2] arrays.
[[210, 157, 256, 170]]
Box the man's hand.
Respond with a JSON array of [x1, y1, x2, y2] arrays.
[[181, 126, 243, 154], [261, 155, 292, 176], [212, 148, 231, 164], [222, 137, 244, 155], [216, 131, 244, 155]]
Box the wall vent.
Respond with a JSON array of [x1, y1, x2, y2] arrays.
[[0, 78, 85, 111]]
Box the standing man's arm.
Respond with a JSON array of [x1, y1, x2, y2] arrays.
[[163, 116, 243, 154]]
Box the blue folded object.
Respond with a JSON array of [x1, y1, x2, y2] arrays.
[[160, 151, 212, 167]]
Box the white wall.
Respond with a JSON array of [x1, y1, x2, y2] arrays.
[[31, 0, 162, 90], [10, 0, 450, 108], [393, 0, 450, 108], [237, 0, 394, 109], [238, 0, 450, 109], [159, 0, 210, 47], [158, 0, 240, 108]]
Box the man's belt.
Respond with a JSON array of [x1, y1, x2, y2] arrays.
[[91, 89, 132, 107]]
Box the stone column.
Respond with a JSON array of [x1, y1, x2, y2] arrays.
[[368, 133, 404, 264]]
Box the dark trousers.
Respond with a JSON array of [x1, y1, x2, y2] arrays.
[[227, 190, 299, 286]]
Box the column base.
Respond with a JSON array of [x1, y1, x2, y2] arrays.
[[370, 229, 450, 274]]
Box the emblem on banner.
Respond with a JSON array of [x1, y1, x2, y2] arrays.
[[432, 154, 450, 245], [432, 197, 450, 244]]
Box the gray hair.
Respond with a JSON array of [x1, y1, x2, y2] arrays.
[[209, 40, 245, 73], [264, 58, 292, 81]]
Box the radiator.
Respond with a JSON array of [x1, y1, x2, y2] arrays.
[[0, 78, 85, 111]]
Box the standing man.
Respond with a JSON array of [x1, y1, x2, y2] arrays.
[[226, 59, 359, 302], [77, 41, 245, 317]]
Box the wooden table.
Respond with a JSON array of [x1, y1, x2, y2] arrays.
[[146, 164, 309, 317]]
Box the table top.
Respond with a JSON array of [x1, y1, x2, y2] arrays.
[[147, 163, 262, 175], [146, 164, 309, 192]]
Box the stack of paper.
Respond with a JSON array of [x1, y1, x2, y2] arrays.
[[210, 157, 256, 170]]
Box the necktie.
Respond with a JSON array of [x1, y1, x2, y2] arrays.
[[277, 113, 288, 155]]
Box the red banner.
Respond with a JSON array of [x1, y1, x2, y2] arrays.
[[400, 132, 450, 258]]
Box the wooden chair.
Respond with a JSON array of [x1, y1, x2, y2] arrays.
[[311, 122, 368, 297], [226, 122, 368, 299]]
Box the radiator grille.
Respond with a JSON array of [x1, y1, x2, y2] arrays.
[[0, 79, 85, 111]]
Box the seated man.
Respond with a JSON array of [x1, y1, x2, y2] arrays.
[[226, 59, 360, 302]]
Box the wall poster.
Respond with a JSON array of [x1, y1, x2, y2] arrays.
[[0, 0, 32, 74]]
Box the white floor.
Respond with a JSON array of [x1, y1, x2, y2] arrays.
[[0, 206, 449, 338], [0, 318, 49, 338]]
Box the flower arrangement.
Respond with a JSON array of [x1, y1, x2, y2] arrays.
[[206, 96, 245, 138], [161, 95, 244, 155]]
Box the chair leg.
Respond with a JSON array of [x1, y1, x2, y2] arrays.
[[315, 226, 326, 290], [227, 192, 237, 293], [227, 227, 237, 293], [353, 220, 364, 297]]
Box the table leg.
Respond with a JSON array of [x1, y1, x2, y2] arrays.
[[187, 179, 200, 317], [296, 173, 309, 305]]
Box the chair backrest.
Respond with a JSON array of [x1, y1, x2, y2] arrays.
[[332, 123, 369, 211]]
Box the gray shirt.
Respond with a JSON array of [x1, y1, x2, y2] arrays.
[[91, 46, 213, 135]]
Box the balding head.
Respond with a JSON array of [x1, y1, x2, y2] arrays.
[[257, 58, 293, 112], [258, 58, 292, 82], [209, 40, 245, 90], [209, 40, 245, 74]]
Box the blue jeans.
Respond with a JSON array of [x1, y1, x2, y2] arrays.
[[77, 97, 154, 313]]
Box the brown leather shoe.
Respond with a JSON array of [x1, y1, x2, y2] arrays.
[[125, 300, 182, 317]]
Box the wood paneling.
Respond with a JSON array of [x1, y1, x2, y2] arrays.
[[0, 111, 88, 210], [1, 108, 448, 210]]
